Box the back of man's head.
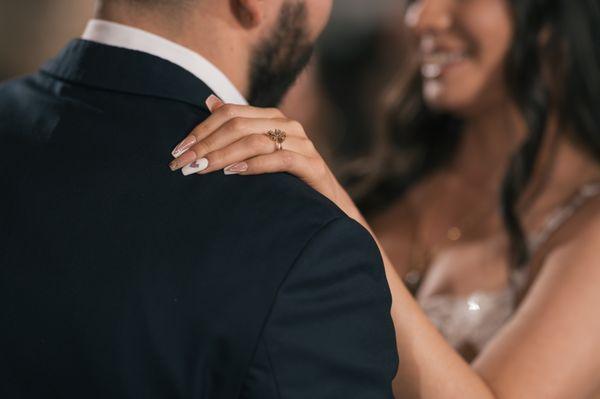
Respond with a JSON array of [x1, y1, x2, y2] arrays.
[[99, 0, 188, 7], [95, 0, 334, 106]]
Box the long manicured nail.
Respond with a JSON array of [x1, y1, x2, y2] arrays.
[[205, 94, 224, 112], [182, 158, 209, 176], [224, 162, 248, 175], [172, 136, 196, 158], [169, 150, 197, 171]]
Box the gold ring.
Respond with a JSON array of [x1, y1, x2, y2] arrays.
[[266, 129, 286, 151]]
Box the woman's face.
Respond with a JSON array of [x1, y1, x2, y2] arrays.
[[406, 0, 514, 115]]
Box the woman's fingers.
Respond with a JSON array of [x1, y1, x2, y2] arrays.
[[227, 150, 312, 177], [170, 95, 224, 158], [189, 135, 312, 176], [169, 117, 310, 173], [171, 101, 284, 158], [205, 94, 224, 112]]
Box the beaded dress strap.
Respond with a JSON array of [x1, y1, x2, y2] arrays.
[[528, 182, 600, 253]]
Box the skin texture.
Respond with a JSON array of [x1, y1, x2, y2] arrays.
[[167, 0, 600, 397]]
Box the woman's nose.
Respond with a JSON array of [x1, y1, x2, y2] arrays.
[[405, 0, 453, 36]]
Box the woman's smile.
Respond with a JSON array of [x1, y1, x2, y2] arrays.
[[421, 46, 471, 79]]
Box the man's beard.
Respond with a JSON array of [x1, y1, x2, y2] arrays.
[[248, 1, 315, 107]]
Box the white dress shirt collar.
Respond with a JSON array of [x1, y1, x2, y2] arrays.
[[82, 19, 248, 105]]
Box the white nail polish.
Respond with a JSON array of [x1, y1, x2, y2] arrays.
[[182, 158, 209, 176]]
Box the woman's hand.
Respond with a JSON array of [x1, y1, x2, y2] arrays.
[[168, 95, 353, 213]]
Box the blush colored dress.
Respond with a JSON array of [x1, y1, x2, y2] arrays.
[[419, 183, 600, 359]]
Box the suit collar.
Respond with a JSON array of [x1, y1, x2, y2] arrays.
[[41, 39, 217, 109], [81, 20, 247, 106]]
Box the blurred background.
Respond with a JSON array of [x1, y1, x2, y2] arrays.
[[0, 1, 95, 80]]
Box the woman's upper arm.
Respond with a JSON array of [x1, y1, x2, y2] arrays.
[[472, 221, 600, 399]]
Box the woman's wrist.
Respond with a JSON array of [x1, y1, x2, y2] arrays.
[[330, 181, 366, 225]]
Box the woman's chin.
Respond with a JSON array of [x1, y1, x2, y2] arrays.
[[423, 83, 478, 116]]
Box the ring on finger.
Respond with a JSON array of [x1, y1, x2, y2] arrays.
[[266, 129, 287, 152]]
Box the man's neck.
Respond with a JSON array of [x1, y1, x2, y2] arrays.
[[95, 3, 250, 98]]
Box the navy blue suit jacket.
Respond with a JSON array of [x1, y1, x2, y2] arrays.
[[0, 40, 398, 398]]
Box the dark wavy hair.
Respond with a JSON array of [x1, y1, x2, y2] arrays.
[[349, 0, 600, 268]]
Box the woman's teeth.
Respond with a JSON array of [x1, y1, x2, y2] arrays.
[[421, 52, 467, 78], [422, 64, 442, 79]]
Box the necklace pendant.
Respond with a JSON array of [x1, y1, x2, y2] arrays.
[[447, 227, 462, 241]]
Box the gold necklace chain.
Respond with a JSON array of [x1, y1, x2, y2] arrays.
[[404, 198, 500, 291]]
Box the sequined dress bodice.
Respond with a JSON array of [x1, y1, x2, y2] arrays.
[[419, 183, 600, 358]]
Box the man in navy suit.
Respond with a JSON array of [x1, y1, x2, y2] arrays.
[[0, 0, 398, 397]]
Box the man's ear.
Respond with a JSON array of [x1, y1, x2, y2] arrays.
[[230, 0, 264, 29]]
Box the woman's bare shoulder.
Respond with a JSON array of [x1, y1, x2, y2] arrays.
[[473, 198, 600, 399], [543, 196, 600, 274]]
